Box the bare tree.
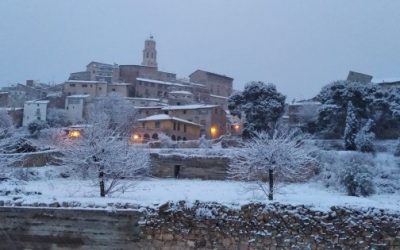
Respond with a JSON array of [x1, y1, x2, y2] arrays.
[[229, 129, 317, 200], [61, 99, 149, 197]]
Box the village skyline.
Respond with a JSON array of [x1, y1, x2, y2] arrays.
[[1, 0, 400, 101]]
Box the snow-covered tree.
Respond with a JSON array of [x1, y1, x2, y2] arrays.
[[228, 81, 286, 138], [229, 129, 317, 200], [47, 108, 70, 128], [61, 101, 148, 197], [89, 95, 138, 135], [344, 102, 359, 150], [355, 119, 375, 153], [0, 110, 14, 139], [316, 80, 400, 139]]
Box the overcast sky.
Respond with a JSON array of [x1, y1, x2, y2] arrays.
[[1, 0, 399, 101]]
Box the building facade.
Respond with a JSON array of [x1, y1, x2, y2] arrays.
[[23, 100, 49, 126], [189, 70, 233, 98], [134, 114, 201, 142]]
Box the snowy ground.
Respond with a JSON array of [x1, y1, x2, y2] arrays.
[[1, 177, 399, 212]]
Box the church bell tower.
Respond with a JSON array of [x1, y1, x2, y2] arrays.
[[141, 35, 158, 68]]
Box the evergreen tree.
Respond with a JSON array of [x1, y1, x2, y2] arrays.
[[228, 81, 286, 137], [344, 102, 359, 150], [355, 119, 375, 153]]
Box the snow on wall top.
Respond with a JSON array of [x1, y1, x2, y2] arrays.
[[161, 104, 218, 110], [169, 90, 193, 95], [138, 114, 202, 126]]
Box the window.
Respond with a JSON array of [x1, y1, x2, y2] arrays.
[[152, 133, 159, 140], [69, 83, 76, 87], [183, 110, 187, 114], [171, 135, 176, 141], [183, 124, 187, 132], [177, 123, 181, 131], [112, 88, 116, 91], [173, 122, 177, 131], [82, 84, 88, 88], [98, 87, 102, 90], [155, 121, 160, 128]]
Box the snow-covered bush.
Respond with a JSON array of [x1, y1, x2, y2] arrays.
[[317, 151, 377, 196], [395, 139, 400, 157], [341, 162, 374, 197], [355, 119, 375, 153], [158, 133, 176, 148], [28, 120, 49, 137], [199, 135, 212, 148], [229, 129, 317, 200], [47, 108, 70, 128]]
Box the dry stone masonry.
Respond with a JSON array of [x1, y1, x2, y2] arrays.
[[0, 202, 399, 249]]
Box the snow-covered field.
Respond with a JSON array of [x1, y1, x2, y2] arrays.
[[1, 177, 399, 212]]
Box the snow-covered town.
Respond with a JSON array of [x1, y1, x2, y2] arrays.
[[1, 1, 400, 249]]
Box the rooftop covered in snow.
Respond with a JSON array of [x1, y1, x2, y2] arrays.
[[138, 114, 202, 126]]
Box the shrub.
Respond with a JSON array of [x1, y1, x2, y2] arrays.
[[395, 139, 400, 157], [341, 166, 375, 196], [28, 120, 48, 136]]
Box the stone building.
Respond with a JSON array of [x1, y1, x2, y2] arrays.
[[65, 95, 90, 123], [63, 80, 108, 97], [373, 77, 400, 88], [107, 83, 130, 97], [22, 100, 49, 126], [288, 101, 321, 128], [189, 70, 233, 97], [1, 80, 52, 107], [161, 104, 227, 139], [133, 114, 201, 142], [347, 71, 373, 83], [69, 61, 119, 84]]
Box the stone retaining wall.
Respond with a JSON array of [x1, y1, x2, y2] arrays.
[[1, 202, 399, 249], [150, 153, 230, 180]]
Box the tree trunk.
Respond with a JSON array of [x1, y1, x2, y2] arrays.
[[268, 169, 273, 200], [99, 170, 105, 197]]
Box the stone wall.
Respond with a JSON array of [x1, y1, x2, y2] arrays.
[[1, 202, 399, 249], [150, 153, 229, 180]]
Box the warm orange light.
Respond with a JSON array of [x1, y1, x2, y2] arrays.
[[210, 127, 218, 136], [68, 130, 81, 139], [234, 124, 240, 130], [130, 133, 140, 143]]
